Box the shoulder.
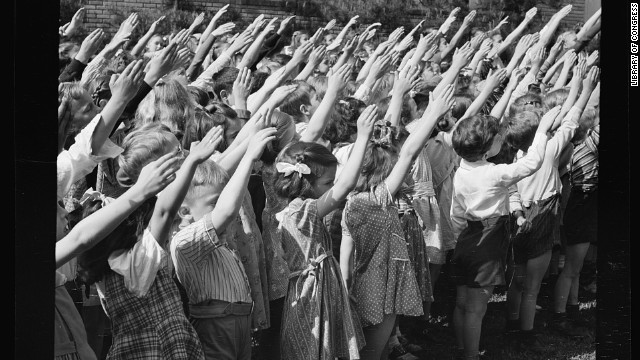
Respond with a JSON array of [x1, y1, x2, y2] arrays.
[[171, 217, 208, 249]]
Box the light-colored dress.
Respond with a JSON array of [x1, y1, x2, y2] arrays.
[[343, 184, 424, 327], [278, 198, 365, 360], [226, 192, 271, 330]]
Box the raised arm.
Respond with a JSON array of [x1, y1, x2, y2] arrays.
[[441, 10, 475, 60], [384, 64, 421, 127], [149, 126, 223, 245], [211, 128, 276, 232], [491, 68, 526, 121], [92, 60, 145, 153], [300, 63, 352, 143], [385, 84, 455, 196], [490, 7, 537, 58], [131, 16, 165, 58], [433, 44, 474, 97], [199, 4, 229, 47], [552, 57, 587, 130], [295, 45, 327, 81], [327, 15, 359, 52], [186, 22, 236, 81], [552, 49, 577, 91], [538, 5, 572, 47], [462, 68, 507, 119], [315, 105, 377, 218], [56, 153, 179, 267], [237, 17, 278, 69]]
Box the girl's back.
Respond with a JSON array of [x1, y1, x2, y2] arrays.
[[344, 184, 423, 327]]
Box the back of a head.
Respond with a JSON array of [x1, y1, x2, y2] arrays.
[[187, 85, 210, 107], [452, 114, 501, 162], [58, 81, 86, 103], [185, 158, 230, 202], [543, 88, 570, 112], [261, 109, 298, 164], [306, 76, 328, 99], [354, 123, 405, 193], [452, 94, 474, 121], [279, 80, 315, 121], [273, 141, 338, 200], [510, 93, 543, 115], [572, 106, 599, 144], [135, 77, 196, 140], [117, 122, 177, 187], [182, 108, 227, 150], [323, 97, 365, 145], [503, 110, 541, 152], [249, 71, 270, 95], [212, 66, 240, 101]]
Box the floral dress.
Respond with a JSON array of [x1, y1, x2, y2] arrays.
[[278, 198, 365, 360], [343, 184, 424, 327]]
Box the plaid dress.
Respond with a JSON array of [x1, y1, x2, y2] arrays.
[[101, 256, 204, 360], [279, 198, 365, 360]]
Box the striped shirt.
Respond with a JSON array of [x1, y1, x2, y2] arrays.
[[170, 213, 252, 305], [570, 125, 599, 192]]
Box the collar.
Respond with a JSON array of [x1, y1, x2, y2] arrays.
[[459, 158, 490, 170]]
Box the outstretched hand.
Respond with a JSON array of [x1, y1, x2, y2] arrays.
[[427, 84, 456, 119], [109, 59, 146, 103], [246, 127, 277, 161], [133, 151, 181, 198], [356, 104, 379, 139], [538, 105, 562, 134], [187, 125, 224, 163], [64, 7, 86, 37]]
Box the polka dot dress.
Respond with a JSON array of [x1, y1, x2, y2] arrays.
[[343, 183, 424, 327]]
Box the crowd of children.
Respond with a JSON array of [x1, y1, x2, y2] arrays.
[[56, 3, 601, 360]]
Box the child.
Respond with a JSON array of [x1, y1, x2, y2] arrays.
[[171, 124, 277, 360], [449, 105, 560, 360], [551, 106, 599, 335], [340, 86, 455, 360], [56, 154, 180, 360], [503, 67, 599, 350], [77, 122, 215, 359], [273, 104, 379, 359]]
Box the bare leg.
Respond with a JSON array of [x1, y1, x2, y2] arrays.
[[519, 250, 552, 330], [454, 285, 468, 350], [506, 263, 526, 321], [554, 243, 590, 312], [462, 286, 494, 359]]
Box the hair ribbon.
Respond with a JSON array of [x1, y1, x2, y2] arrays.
[[79, 188, 114, 208], [275, 162, 311, 177]]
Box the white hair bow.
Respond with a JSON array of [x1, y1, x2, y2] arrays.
[[276, 162, 311, 177], [79, 188, 113, 208], [274, 206, 290, 229]]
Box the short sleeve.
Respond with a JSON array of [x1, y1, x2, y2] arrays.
[[373, 183, 394, 207], [288, 198, 321, 239], [108, 229, 164, 297]]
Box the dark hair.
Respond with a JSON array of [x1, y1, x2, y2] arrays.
[[502, 110, 541, 152], [452, 94, 474, 121], [273, 141, 338, 200], [77, 197, 157, 285], [270, 53, 292, 66], [187, 85, 210, 107], [260, 110, 298, 164], [323, 97, 366, 145], [249, 71, 270, 95], [211, 67, 240, 101], [452, 114, 501, 162], [182, 107, 227, 151], [279, 80, 316, 121]]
